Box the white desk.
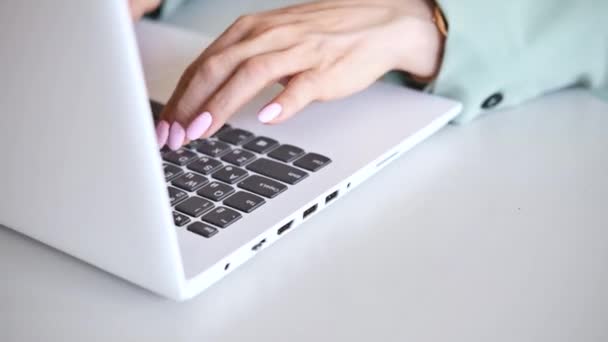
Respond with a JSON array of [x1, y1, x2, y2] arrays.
[[2, 2, 608, 341]]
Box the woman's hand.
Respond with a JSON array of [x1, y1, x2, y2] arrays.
[[157, 0, 444, 150], [129, 0, 161, 21]]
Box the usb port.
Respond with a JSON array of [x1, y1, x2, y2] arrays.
[[251, 238, 267, 252], [277, 220, 293, 235], [303, 204, 318, 219], [325, 190, 339, 204]]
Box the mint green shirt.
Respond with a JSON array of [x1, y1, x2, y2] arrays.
[[433, 0, 608, 123], [155, 0, 189, 19]]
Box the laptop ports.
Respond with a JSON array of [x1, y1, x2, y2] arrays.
[[325, 190, 339, 204], [277, 220, 294, 235], [303, 204, 318, 219], [251, 238, 267, 252]]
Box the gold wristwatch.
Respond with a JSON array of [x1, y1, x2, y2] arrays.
[[407, 1, 448, 85], [432, 3, 448, 37]]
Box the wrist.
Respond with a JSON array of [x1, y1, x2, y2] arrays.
[[392, 0, 445, 81]]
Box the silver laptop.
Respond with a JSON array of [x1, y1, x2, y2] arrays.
[[0, 1, 461, 300]]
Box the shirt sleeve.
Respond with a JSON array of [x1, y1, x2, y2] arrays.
[[431, 0, 608, 123], [147, 0, 189, 19]]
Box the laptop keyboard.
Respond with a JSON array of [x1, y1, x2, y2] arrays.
[[161, 124, 331, 239]]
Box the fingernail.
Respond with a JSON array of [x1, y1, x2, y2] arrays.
[[156, 120, 169, 148], [258, 103, 282, 123], [186, 112, 213, 140], [168, 122, 185, 151]]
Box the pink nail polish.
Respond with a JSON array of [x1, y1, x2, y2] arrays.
[[168, 122, 185, 151], [186, 112, 213, 140], [156, 120, 169, 148], [258, 103, 282, 123]]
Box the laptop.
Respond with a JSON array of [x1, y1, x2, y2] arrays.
[[0, 1, 461, 300]]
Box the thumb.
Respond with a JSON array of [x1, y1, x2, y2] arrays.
[[257, 71, 324, 125]]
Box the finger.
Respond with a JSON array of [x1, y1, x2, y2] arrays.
[[197, 14, 259, 60], [159, 15, 257, 118], [167, 31, 309, 143], [155, 120, 169, 148], [160, 30, 306, 149], [257, 70, 323, 124], [160, 10, 313, 137], [263, 49, 393, 126], [175, 24, 303, 120], [201, 46, 318, 135], [167, 22, 301, 149]]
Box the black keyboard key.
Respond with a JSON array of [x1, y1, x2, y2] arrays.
[[188, 157, 222, 175], [218, 128, 254, 145], [187, 222, 218, 238], [164, 164, 184, 181], [294, 153, 332, 172], [224, 191, 266, 213], [243, 137, 279, 154], [197, 181, 235, 201], [196, 140, 231, 157], [221, 149, 256, 166], [172, 211, 191, 227], [246, 158, 308, 185], [168, 187, 188, 206], [171, 172, 209, 192], [212, 124, 232, 138], [175, 197, 214, 217], [163, 149, 198, 166], [185, 139, 204, 151], [238, 175, 287, 199], [202, 207, 242, 228], [267, 144, 305, 162], [212, 165, 248, 184]]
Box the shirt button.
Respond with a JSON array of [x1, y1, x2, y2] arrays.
[[481, 92, 504, 109]]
